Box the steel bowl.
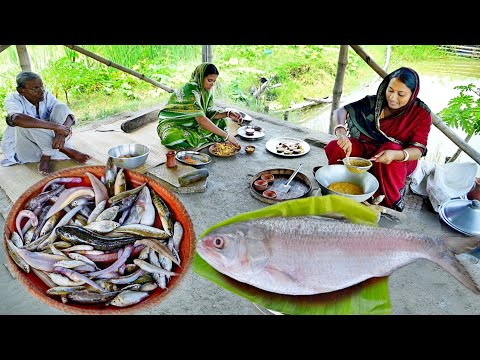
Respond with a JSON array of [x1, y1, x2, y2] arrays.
[[342, 157, 373, 173], [107, 143, 150, 169], [314, 164, 379, 202]]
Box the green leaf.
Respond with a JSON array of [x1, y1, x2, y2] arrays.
[[193, 195, 392, 315]]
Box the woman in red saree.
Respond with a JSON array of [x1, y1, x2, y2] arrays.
[[324, 67, 432, 211]]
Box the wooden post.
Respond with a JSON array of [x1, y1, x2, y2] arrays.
[[202, 45, 213, 63], [0, 45, 11, 54], [329, 45, 349, 134], [349, 45, 386, 77], [64, 45, 174, 93], [16, 45, 31, 72], [349, 45, 480, 165]]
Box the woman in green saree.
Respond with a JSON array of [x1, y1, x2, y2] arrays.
[[157, 63, 242, 150]]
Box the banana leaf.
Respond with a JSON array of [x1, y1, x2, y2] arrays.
[[192, 194, 392, 315]]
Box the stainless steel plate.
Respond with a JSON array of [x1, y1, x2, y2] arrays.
[[175, 151, 212, 167], [237, 126, 266, 140]]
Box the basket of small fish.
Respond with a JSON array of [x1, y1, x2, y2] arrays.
[[3, 160, 196, 314]]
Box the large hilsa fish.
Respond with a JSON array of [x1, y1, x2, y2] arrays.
[[196, 216, 480, 296]]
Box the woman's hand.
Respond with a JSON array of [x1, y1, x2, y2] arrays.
[[370, 150, 401, 164], [226, 134, 240, 147], [337, 134, 352, 158], [227, 110, 243, 124]]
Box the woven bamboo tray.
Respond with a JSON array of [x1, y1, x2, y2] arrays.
[[2, 165, 196, 315]]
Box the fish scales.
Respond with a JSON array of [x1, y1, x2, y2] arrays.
[[197, 216, 479, 296]]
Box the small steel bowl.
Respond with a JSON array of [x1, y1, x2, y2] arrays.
[[342, 157, 373, 173], [107, 143, 150, 169]]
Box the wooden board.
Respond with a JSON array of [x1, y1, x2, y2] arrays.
[[148, 163, 208, 193], [250, 168, 312, 204]]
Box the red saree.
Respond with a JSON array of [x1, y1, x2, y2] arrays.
[[325, 67, 432, 211]]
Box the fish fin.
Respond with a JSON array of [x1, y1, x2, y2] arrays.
[[265, 266, 297, 284], [318, 212, 350, 221], [445, 236, 480, 254], [317, 213, 380, 225]]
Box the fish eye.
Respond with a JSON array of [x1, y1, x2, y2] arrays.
[[214, 237, 224, 249]]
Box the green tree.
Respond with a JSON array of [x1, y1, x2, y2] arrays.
[[438, 84, 480, 162]]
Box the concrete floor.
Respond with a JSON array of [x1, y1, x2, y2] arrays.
[[1, 106, 479, 315]]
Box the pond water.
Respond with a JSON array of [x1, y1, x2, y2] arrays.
[[296, 65, 480, 176]]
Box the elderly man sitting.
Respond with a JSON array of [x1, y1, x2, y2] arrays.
[[1, 71, 91, 175]]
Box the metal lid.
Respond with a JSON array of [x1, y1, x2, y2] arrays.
[[439, 199, 480, 236]]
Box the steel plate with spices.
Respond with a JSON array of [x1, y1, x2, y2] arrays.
[[175, 151, 212, 167]]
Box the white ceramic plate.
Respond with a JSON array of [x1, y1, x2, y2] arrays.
[[265, 137, 311, 157], [237, 126, 266, 140]]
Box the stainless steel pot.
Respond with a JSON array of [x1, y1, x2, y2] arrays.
[[314, 164, 379, 203]]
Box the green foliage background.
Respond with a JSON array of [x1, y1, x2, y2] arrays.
[[0, 45, 473, 141]]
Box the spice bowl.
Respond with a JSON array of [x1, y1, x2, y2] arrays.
[[245, 126, 256, 136], [261, 173, 274, 184], [253, 179, 268, 191], [262, 189, 278, 199], [245, 145, 256, 154], [342, 157, 373, 173]]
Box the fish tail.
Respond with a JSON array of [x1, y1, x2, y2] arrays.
[[445, 236, 480, 254], [435, 247, 480, 294]]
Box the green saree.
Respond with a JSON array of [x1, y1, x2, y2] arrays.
[[157, 62, 227, 150]]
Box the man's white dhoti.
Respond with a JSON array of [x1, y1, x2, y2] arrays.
[[15, 103, 73, 163]]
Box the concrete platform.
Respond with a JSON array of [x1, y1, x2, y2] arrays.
[[1, 104, 479, 315]]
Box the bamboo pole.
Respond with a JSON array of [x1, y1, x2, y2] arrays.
[[349, 45, 480, 165], [349, 45, 386, 77], [16, 45, 31, 72], [253, 75, 276, 99], [64, 45, 174, 93], [304, 96, 332, 104], [431, 114, 480, 163], [202, 45, 214, 63], [329, 45, 349, 134], [0, 45, 11, 54], [207, 45, 213, 63]]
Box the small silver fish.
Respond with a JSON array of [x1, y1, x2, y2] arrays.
[[108, 290, 149, 307]]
